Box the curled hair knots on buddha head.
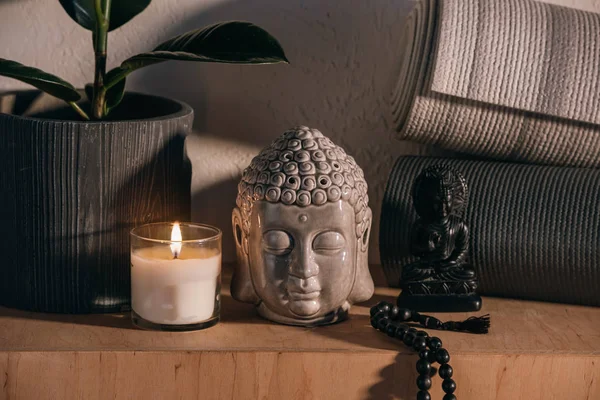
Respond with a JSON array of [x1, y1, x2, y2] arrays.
[[236, 126, 370, 240], [412, 164, 468, 219]]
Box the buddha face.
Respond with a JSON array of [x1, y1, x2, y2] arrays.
[[247, 200, 357, 322], [413, 165, 468, 221], [429, 187, 453, 219], [415, 180, 455, 220]]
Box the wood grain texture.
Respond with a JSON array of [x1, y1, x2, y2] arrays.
[[1, 352, 597, 400], [0, 265, 598, 400], [0, 92, 192, 313]]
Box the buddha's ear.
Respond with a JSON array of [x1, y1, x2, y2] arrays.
[[231, 207, 260, 304], [349, 207, 374, 304]]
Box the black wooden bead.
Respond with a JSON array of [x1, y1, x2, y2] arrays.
[[413, 336, 427, 351], [369, 306, 379, 316], [416, 375, 432, 390], [376, 301, 388, 309], [428, 337, 443, 350], [442, 395, 457, 400], [442, 378, 456, 394], [372, 311, 385, 322], [417, 390, 431, 400], [410, 311, 421, 322], [439, 364, 453, 379], [408, 327, 418, 334], [399, 308, 412, 321], [427, 350, 437, 364], [377, 318, 389, 331], [380, 303, 391, 313], [416, 330, 428, 337], [386, 324, 397, 337], [390, 306, 400, 320], [425, 316, 443, 329], [403, 332, 416, 346], [395, 326, 407, 340], [419, 349, 429, 360], [429, 366, 438, 377], [436, 348, 450, 364], [416, 359, 431, 375]]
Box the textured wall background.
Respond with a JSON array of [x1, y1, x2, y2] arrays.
[[1, 0, 598, 263]]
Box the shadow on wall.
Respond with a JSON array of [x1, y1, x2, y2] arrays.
[[190, 177, 239, 252], [132, 0, 416, 139], [129, 0, 418, 261]]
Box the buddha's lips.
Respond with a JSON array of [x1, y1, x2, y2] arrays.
[[288, 290, 320, 300]]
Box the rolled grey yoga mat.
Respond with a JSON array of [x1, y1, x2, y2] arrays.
[[380, 156, 600, 306], [394, 0, 600, 168]]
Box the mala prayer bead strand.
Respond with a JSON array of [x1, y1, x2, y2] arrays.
[[370, 301, 490, 400]]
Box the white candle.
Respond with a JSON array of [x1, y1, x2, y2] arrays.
[[131, 246, 221, 325]]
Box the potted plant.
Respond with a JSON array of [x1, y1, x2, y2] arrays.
[[0, 0, 288, 313]]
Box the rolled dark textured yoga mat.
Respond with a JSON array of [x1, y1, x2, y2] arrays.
[[380, 156, 600, 306]]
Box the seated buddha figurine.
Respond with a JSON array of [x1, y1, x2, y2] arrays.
[[231, 126, 374, 326], [398, 164, 481, 312]]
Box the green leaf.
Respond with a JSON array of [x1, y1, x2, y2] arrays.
[[0, 58, 81, 102], [84, 83, 94, 102], [103, 76, 126, 116], [59, 0, 151, 32], [103, 21, 288, 90], [129, 21, 288, 65]]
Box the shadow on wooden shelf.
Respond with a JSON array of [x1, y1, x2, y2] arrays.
[[367, 293, 399, 307], [368, 353, 417, 400], [219, 293, 267, 325], [312, 313, 417, 399], [0, 291, 264, 330], [307, 293, 415, 399], [0, 306, 137, 330]]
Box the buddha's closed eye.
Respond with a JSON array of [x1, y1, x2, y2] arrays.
[[313, 231, 345, 253], [263, 230, 293, 255]]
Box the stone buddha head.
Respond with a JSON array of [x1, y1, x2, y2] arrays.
[[231, 126, 374, 326]]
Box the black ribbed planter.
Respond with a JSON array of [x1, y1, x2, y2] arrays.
[[0, 91, 192, 313]]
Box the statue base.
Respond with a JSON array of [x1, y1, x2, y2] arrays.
[[396, 292, 482, 312]]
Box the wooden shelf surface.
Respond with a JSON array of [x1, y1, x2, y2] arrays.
[[1, 265, 599, 400]]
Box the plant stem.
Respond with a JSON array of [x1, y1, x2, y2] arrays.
[[68, 101, 90, 121], [91, 0, 111, 120], [92, 54, 107, 120]]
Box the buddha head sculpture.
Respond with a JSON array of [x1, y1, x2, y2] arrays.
[[231, 126, 374, 326], [412, 164, 468, 222]]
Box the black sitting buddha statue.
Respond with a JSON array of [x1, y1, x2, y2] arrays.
[[397, 164, 482, 312]]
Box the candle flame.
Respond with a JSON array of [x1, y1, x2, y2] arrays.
[[170, 222, 182, 258]]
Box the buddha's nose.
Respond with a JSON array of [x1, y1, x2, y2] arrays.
[[289, 252, 319, 279]]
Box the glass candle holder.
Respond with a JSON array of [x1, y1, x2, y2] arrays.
[[130, 222, 222, 331]]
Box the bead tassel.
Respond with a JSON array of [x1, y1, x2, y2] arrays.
[[451, 315, 491, 334], [369, 301, 491, 399], [398, 307, 490, 334]]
